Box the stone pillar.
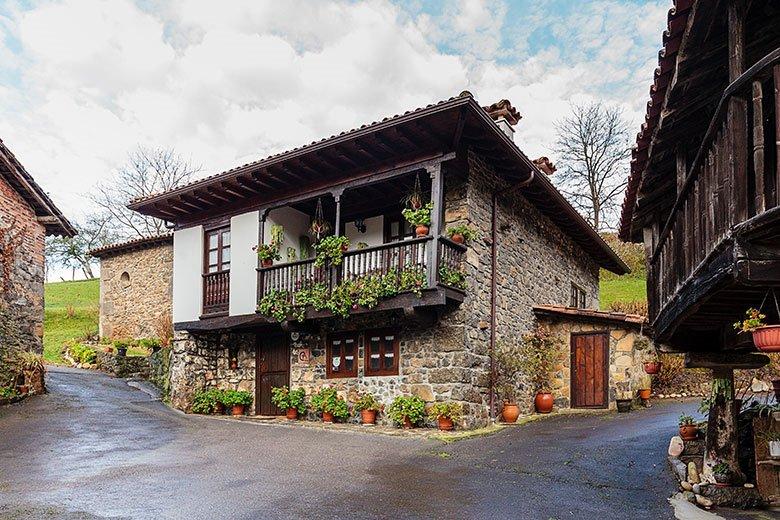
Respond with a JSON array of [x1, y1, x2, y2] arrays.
[[703, 367, 745, 485]]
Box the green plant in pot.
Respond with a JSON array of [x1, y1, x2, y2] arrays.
[[678, 414, 699, 441], [191, 388, 226, 415], [354, 393, 382, 425], [734, 307, 780, 353], [314, 235, 350, 267], [310, 386, 350, 423], [514, 327, 563, 414], [446, 224, 476, 245], [271, 385, 307, 420], [221, 389, 253, 416], [387, 395, 426, 428], [402, 202, 433, 237], [495, 341, 523, 422], [428, 402, 463, 431], [256, 243, 281, 268]]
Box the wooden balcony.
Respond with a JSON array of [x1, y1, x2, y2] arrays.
[[649, 48, 780, 345], [257, 236, 466, 321], [203, 270, 230, 316]]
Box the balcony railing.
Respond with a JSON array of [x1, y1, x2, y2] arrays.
[[203, 270, 230, 315], [648, 48, 780, 321], [257, 236, 466, 313]]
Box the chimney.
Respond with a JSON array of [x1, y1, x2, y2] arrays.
[[483, 99, 521, 141], [532, 157, 557, 175]]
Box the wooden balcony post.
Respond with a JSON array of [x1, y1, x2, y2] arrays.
[[728, 0, 746, 83], [332, 188, 344, 236], [426, 163, 443, 288], [752, 80, 766, 214], [257, 209, 268, 300], [774, 65, 780, 206]]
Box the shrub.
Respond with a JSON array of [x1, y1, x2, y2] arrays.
[[0, 386, 17, 399], [446, 224, 477, 242], [66, 343, 97, 365], [353, 392, 382, 412], [310, 387, 350, 421], [679, 414, 696, 426], [607, 300, 648, 316], [428, 402, 463, 422], [314, 235, 350, 267], [270, 385, 307, 414], [513, 327, 564, 393], [220, 389, 253, 408], [138, 338, 161, 351], [112, 338, 138, 350], [387, 395, 426, 426], [192, 388, 224, 414], [155, 313, 173, 347]]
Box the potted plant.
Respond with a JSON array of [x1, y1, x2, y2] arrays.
[[256, 243, 281, 268], [446, 224, 476, 245], [643, 357, 662, 375], [314, 235, 350, 267], [495, 342, 522, 423], [428, 402, 463, 431], [678, 414, 699, 441], [402, 202, 433, 237], [387, 395, 426, 428], [734, 308, 780, 353], [221, 389, 253, 416], [711, 460, 732, 487], [113, 338, 132, 357], [638, 376, 652, 401], [271, 385, 307, 420], [310, 387, 350, 423], [191, 388, 225, 415], [515, 327, 563, 414], [354, 393, 382, 425]]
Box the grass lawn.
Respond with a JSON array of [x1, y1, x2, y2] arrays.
[[599, 276, 646, 310], [44, 279, 99, 364]]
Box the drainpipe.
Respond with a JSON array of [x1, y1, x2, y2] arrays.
[[489, 169, 535, 421]]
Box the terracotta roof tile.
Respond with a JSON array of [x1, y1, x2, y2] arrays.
[[89, 233, 173, 258]]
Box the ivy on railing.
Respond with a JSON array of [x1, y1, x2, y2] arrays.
[[438, 265, 467, 290], [257, 266, 428, 322]]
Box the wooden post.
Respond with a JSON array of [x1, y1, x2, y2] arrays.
[[774, 65, 780, 207], [426, 163, 443, 288], [257, 209, 269, 300], [332, 189, 344, 236], [676, 145, 687, 197], [703, 367, 746, 485], [728, 0, 745, 83], [752, 80, 766, 214]]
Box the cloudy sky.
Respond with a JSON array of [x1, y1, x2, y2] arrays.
[[1, 0, 669, 224]]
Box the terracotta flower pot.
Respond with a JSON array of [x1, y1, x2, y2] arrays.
[[286, 408, 298, 420], [215, 402, 225, 415], [231, 404, 245, 417], [17, 385, 28, 395], [752, 325, 780, 353], [639, 388, 651, 400], [679, 425, 698, 441], [403, 416, 413, 429], [534, 392, 554, 414], [501, 403, 520, 423], [415, 225, 429, 237], [361, 409, 377, 425], [643, 361, 662, 374], [322, 411, 334, 423], [437, 417, 454, 431], [450, 233, 465, 244], [261, 258, 274, 268], [616, 399, 632, 413]]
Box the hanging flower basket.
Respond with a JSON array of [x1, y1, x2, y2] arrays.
[[643, 361, 662, 374], [752, 325, 780, 353]]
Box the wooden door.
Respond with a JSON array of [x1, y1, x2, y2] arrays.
[[570, 332, 609, 409], [255, 335, 290, 416]]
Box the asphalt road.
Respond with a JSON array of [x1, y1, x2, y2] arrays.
[[0, 366, 699, 520]]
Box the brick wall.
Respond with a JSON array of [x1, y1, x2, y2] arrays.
[[99, 242, 173, 340], [0, 174, 46, 354]]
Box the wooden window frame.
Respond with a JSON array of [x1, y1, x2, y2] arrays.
[[364, 328, 399, 377], [570, 282, 587, 309], [204, 225, 231, 274], [326, 331, 359, 379], [383, 213, 414, 244]]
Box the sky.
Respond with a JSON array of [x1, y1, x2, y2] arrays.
[[0, 0, 669, 228]]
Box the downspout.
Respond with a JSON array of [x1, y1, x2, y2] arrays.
[[489, 169, 535, 421]]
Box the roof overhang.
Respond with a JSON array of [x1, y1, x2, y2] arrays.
[[88, 233, 173, 259]]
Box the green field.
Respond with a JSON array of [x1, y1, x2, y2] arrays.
[[599, 276, 646, 310], [43, 279, 100, 364]]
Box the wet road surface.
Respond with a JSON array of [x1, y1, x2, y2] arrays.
[[0, 367, 699, 519]]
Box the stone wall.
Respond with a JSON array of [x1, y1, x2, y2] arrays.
[[98, 242, 173, 340], [95, 351, 152, 379], [537, 316, 653, 409], [0, 174, 46, 355]]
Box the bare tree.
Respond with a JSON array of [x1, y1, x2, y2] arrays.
[[91, 146, 200, 238], [45, 213, 118, 280], [553, 102, 632, 231]]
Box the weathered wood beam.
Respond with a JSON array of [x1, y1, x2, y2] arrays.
[[752, 79, 766, 214], [727, 0, 746, 82], [685, 351, 769, 369]]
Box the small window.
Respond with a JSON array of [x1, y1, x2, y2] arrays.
[[205, 227, 231, 274], [327, 332, 359, 378], [570, 283, 587, 309], [120, 271, 131, 288], [365, 329, 399, 376], [384, 215, 414, 243]]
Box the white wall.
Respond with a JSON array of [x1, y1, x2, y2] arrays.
[[230, 211, 260, 316], [345, 215, 384, 248], [172, 226, 203, 323], [265, 207, 311, 260]]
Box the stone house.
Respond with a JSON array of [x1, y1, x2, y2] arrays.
[[0, 138, 75, 357], [89, 234, 173, 340], [129, 93, 635, 426]]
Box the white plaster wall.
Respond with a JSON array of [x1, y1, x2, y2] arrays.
[[230, 211, 260, 316], [172, 226, 203, 323], [345, 215, 384, 248], [265, 207, 311, 261]]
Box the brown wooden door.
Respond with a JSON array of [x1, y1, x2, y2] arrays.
[[571, 332, 609, 409], [255, 335, 290, 416]]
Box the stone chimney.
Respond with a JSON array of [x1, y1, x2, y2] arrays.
[[483, 99, 521, 141], [532, 157, 557, 175]]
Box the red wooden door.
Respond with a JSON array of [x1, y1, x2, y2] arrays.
[[571, 332, 609, 409], [255, 335, 290, 416]]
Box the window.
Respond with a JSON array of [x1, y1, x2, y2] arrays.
[[570, 283, 587, 309], [365, 329, 399, 376], [205, 227, 231, 273], [327, 332, 358, 378], [120, 271, 131, 289], [384, 215, 414, 243]]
